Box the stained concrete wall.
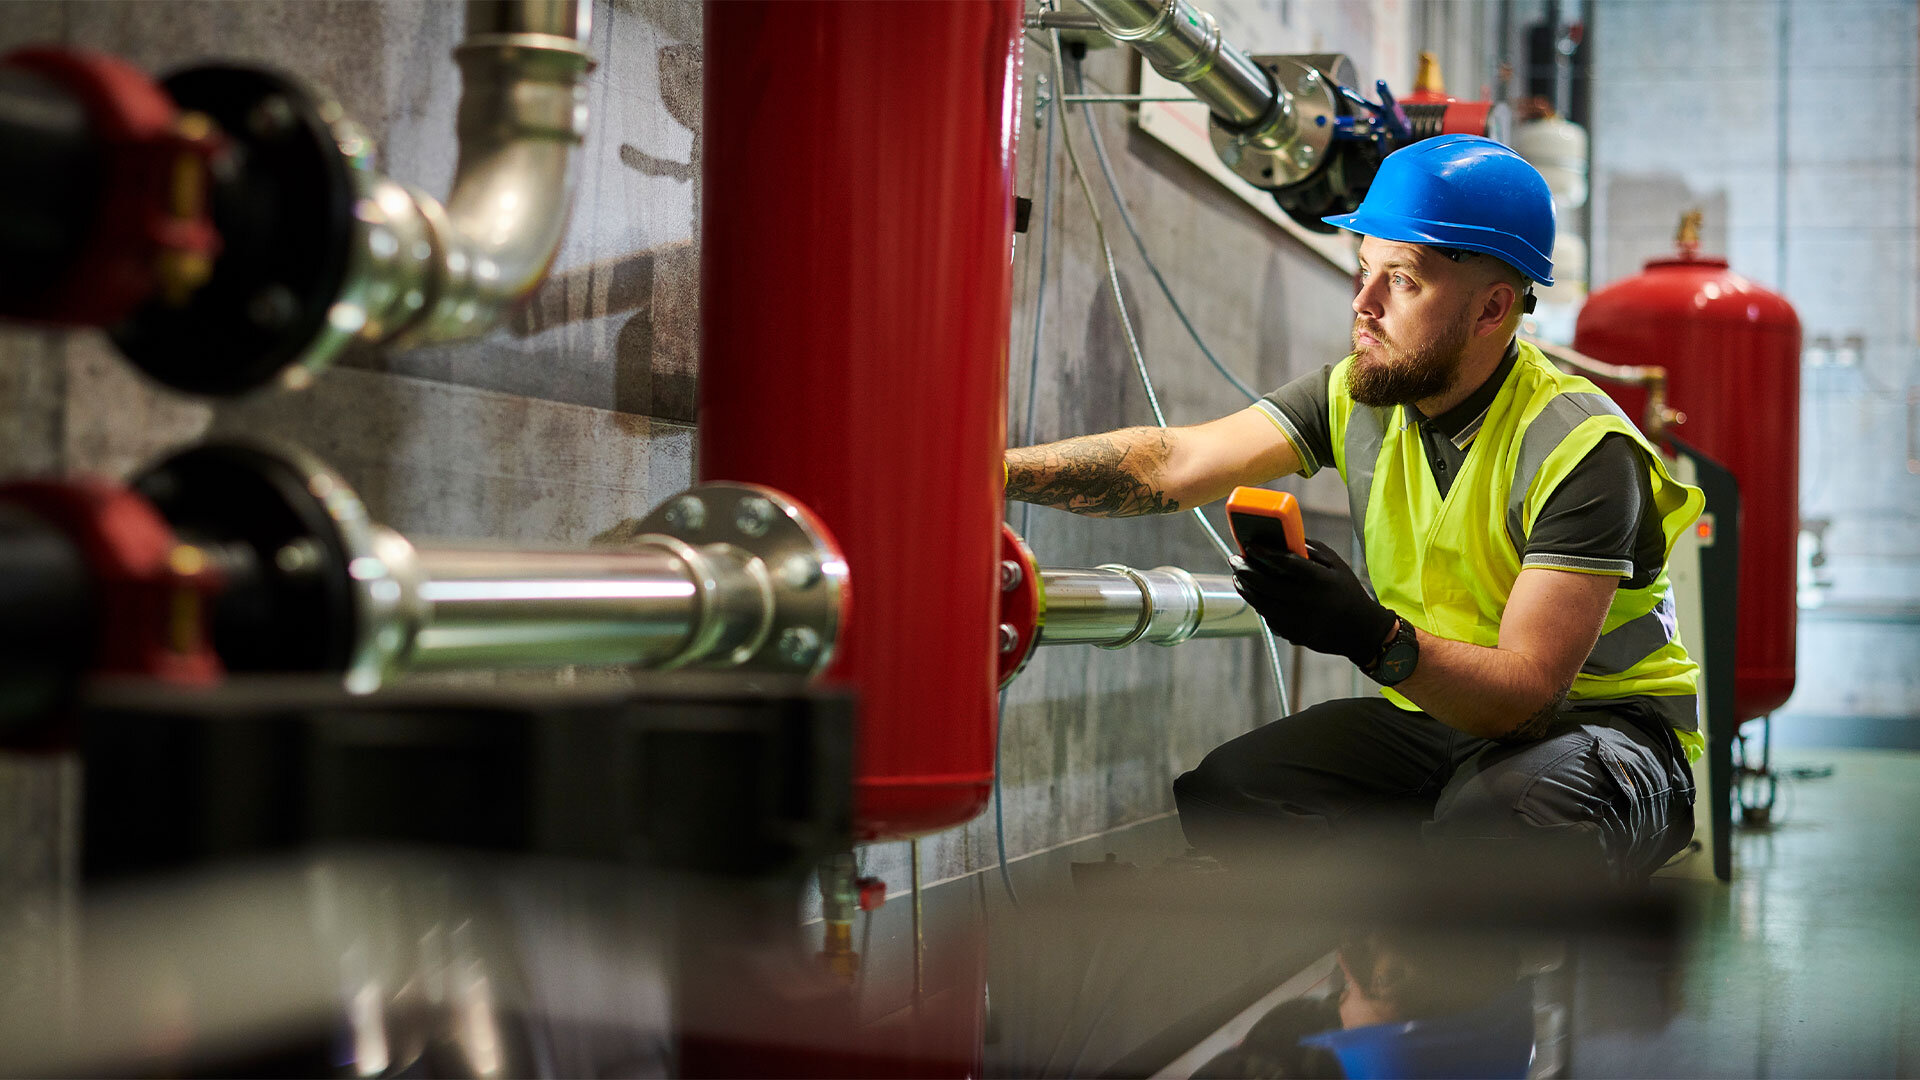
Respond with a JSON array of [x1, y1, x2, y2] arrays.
[[0, 1, 1400, 924], [1589, 0, 1920, 735]]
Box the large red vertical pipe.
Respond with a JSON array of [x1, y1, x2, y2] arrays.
[[700, 1, 1021, 840]]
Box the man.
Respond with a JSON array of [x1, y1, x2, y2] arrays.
[[1005, 135, 1701, 882]]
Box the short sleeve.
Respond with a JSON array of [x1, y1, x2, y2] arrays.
[[1523, 434, 1664, 588], [1257, 365, 1336, 478]]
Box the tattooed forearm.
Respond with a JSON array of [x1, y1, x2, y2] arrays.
[[1006, 428, 1181, 517], [1499, 685, 1569, 743]]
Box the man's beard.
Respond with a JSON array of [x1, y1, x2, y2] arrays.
[[1347, 309, 1472, 407]]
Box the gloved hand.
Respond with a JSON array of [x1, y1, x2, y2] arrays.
[[1232, 539, 1398, 667]]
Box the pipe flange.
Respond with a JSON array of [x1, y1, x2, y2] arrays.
[[1208, 55, 1340, 190], [131, 440, 419, 687], [996, 524, 1043, 688], [112, 66, 361, 396], [1092, 563, 1155, 650], [636, 483, 847, 678]]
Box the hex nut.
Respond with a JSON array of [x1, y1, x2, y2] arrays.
[[1000, 559, 1024, 592], [999, 623, 1020, 654]]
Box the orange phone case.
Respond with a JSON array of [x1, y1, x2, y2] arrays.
[[1225, 486, 1307, 558]]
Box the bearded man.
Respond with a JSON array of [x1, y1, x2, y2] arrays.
[[1004, 135, 1703, 883]]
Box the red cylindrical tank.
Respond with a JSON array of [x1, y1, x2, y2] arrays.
[[1575, 239, 1802, 723], [699, 1, 1021, 840]]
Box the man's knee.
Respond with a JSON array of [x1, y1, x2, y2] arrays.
[[1428, 722, 1688, 881]]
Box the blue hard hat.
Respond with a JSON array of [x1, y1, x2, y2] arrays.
[[1322, 134, 1556, 286], [1297, 983, 1537, 1080]]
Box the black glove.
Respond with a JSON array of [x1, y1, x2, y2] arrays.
[[1232, 539, 1398, 667]]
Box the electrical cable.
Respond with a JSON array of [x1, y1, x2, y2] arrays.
[[1075, 72, 1292, 718], [1079, 91, 1261, 405], [988, 53, 1064, 913], [1052, 35, 1290, 717]]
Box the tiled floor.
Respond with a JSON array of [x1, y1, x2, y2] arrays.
[[1573, 747, 1920, 1077]]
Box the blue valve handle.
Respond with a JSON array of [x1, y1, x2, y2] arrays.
[[1331, 79, 1412, 145]]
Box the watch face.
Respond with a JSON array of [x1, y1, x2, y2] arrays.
[[1370, 621, 1418, 686], [1373, 643, 1417, 686]]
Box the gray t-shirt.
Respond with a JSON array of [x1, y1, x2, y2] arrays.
[[1256, 347, 1665, 588]]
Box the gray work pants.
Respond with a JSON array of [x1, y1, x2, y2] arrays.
[[1171, 695, 1697, 883]]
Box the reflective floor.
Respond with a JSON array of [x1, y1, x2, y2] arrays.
[[1574, 746, 1920, 1078]]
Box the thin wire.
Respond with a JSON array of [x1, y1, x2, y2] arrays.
[[1054, 36, 1291, 718], [991, 61, 1063, 914], [1079, 91, 1260, 404]]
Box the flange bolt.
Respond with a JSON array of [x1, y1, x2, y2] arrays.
[[662, 495, 706, 534], [777, 625, 822, 667], [735, 496, 775, 538]]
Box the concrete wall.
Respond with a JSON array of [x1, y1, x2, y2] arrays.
[[1589, 0, 1920, 733], [0, 1, 1394, 914]]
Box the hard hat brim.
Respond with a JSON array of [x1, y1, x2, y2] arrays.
[[1322, 209, 1556, 287]]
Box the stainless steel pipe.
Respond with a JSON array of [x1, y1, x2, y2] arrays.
[[278, 0, 595, 386], [336, 481, 846, 688], [1036, 564, 1262, 648], [1077, 0, 1278, 129], [1073, 0, 1341, 191], [403, 544, 769, 672]]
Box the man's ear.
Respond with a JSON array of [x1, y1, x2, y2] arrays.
[[1474, 280, 1519, 339]]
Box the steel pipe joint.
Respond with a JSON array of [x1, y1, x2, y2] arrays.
[[1032, 563, 1263, 650]]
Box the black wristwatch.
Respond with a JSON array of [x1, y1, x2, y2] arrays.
[[1364, 615, 1419, 687]]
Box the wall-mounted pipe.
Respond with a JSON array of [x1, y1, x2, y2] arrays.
[[1077, 0, 1277, 128], [995, 526, 1264, 686], [390, 0, 593, 346], [1074, 0, 1341, 193], [26, 1, 596, 394], [1035, 565, 1261, 648], [1530, 337, 1680, 442], [302, 0, 593, 372], [126, 442, 846, 694]]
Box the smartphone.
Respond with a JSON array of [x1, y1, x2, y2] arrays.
[[1225, 486, 1307, 559]]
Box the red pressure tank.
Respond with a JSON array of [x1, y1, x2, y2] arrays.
[[1575, 222, 1802, 723], [699, 1, 1022, 840]]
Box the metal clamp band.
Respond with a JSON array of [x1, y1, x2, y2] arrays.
[[1093, 563, 1155, 650]]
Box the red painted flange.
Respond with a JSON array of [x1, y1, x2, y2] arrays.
[[996, 523, 1042, 689]]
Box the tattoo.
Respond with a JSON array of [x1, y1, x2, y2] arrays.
[[1005, 429, 1179, 517], [1500, 685, 1569, 743]]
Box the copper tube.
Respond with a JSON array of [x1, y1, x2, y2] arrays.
[[1529, 337, 1682, 441]]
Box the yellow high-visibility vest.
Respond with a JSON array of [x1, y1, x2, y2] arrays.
[[1328, 341, 1707, 759]]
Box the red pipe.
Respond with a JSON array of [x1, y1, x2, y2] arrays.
[[699, 1, 1022, 841]]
